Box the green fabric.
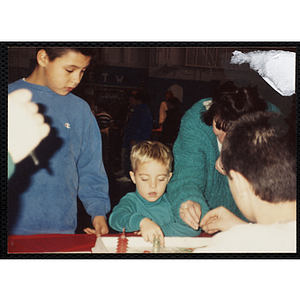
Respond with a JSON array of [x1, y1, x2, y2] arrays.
[[167, 98, 281, 232], [8, 153, 15, 179], [109, 190, 201, 236]]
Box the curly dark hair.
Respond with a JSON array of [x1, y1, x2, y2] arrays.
[[201, 81, 268, 132]]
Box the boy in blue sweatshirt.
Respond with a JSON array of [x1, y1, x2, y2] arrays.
[[109, 141, 193, 246], [8, 48, 110, 236]]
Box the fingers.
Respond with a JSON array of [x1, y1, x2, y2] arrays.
[[84, 228, 95, 235], [201, 217, 220, 234], [39, 123, 51, 139], [158, 232, 165, 247], [200, 209, 218, 227], [92, 216, 109, 237], [8, 89, 51, 164], [179, 201, 201, 230], [143, 231, 165, 247], [100, 226, 109, 235], [8, 89, 32, 104]]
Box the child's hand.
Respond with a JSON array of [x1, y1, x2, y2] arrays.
[[200, 206, 247, 234], [84, 216, 109, 237], [139, 218, 165, 246]]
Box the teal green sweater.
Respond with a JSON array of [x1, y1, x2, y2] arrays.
[[109, 190, 194, 236], [167, 98, 280, 235]]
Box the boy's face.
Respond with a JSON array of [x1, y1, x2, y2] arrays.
[[40, 50, 91, 96], [129, 160, 172, 202]]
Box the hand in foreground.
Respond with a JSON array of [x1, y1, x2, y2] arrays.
[[200, 206, 247, 234], [179, 200, 201, 230], [8, 89, 50, 163], [84, 216, 109, 237], [215, 156, 226, 175], [139, 218, 165, 246]]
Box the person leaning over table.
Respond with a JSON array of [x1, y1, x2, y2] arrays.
[[194, 111, 296, 252], [8, 47, 110, 237], [166, 81, 281, 236]]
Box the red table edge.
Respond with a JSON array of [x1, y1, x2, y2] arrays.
[[7, 232, 212, 254]]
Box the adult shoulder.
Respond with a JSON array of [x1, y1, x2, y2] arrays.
[[180, 98, 212, 127]]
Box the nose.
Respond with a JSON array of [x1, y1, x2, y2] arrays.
[[71, 71, 82, 86], [149, 179, 157, 188]]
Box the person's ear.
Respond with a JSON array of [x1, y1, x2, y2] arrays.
[[36, 49, 49, 67], [168, 172, 173, 182], [129, 171, 136, 184], [229, 170, 251, 194]]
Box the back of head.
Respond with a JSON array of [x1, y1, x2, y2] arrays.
[[168, 97, 180, 108], [130, 141, 173, 173], [165, 91, 174, 99], [202, 81, 268, 131], [221, 111, 296, 203], [135, 89, 150, 104]]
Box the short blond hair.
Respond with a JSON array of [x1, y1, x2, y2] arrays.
[[130, 141, 173, 173]]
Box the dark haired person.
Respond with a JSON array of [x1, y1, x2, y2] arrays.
[[117, 89, 153, 182], [8, 47, 110, 236], [167, 82, 280, 236], [195, 111, 296, 252]]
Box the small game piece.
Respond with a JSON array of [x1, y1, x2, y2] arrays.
[[152, 238, 160, 253], [116, 228, 128, 253]]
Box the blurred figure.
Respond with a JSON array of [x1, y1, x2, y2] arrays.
[[158, 91, 173, 129], [117, 89, 153, 182], [96, 103, 113, 167], [159, 96, 182, 148], [8, 89, 50, 179], [114, 90, 137, 177]]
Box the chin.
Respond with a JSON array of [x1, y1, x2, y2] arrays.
[[146, 198, 159, 202]]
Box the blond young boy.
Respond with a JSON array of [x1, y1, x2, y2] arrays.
[[109, 141, 191, 246]]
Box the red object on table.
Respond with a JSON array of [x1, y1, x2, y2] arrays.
[[7, 232, 211, 254], [7, 234, 97, 253]]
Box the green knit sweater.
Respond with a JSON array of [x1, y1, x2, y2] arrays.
[[109, 190, 197, 236], [167, 98, 280, 234]]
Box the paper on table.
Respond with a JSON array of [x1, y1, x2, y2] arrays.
[[91, 237, 109, 253]]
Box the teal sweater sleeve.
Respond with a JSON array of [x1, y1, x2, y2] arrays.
[[167, 99, 231, 225], [108, 192, 147, 232], [8, 153, 15, 179]]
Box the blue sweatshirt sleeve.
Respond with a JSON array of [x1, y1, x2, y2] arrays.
[[109, 193, 146, 232], [77, 110, 111, 220]]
